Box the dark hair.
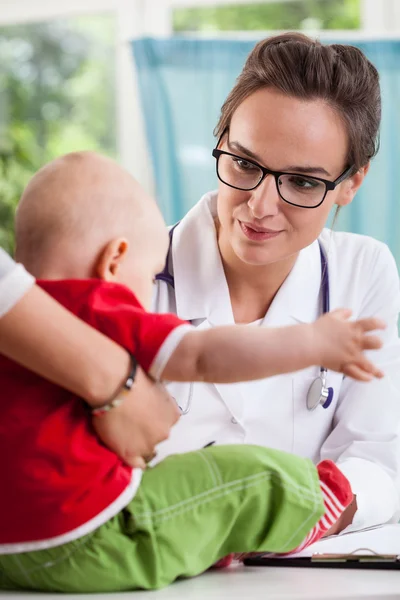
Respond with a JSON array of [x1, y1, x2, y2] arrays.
[[215, 32, 381, 169]]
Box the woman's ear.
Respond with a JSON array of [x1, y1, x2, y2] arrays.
[[95, 238, 129, 281], [335, 163, 370, 207]]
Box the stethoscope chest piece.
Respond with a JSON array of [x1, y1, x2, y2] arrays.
[[306, 374, 334, 411]]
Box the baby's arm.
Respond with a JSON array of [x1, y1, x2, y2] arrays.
[[83, 283, 384, 386], [161, 309, 385, 384]]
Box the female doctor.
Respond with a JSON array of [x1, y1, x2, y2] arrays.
[[153, 33, 400, 534]]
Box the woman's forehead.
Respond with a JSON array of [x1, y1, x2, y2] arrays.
[[229, 88, 348, 174]]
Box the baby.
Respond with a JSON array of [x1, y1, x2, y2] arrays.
[[0, 152, 384, 593]]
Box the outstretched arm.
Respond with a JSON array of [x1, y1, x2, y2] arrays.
[[162, 310, 384, 384]]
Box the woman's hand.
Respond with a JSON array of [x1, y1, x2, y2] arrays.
[[312, 309, 386, 381], [93, 367, 180, 468]]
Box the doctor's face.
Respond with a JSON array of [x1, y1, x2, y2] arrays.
[[216, 87, 367, 267]]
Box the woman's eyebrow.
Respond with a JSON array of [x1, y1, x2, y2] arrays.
[[284, 164, 331, 177], [228, 139, 263, 163], [228, 139, 331, 177]]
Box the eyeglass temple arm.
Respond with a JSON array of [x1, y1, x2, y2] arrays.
[[333, 165, 355, 187]]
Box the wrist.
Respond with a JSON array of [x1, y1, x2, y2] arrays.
[[85, 350, 132, 408], [91, 354, 137, 416], [302, 322, 323, 367]]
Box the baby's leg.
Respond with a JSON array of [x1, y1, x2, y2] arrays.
[[0, 445, 328, 593], [284, 459, 353, 552], [236, 459, 353, 564], [128, 445, 328, 587]]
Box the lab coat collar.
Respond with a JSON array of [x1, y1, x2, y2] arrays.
[[172, 191, 233, 325], [261, 237, 323, 328], [172, 191, 323, 326]]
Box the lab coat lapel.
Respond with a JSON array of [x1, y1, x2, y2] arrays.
[[172, 191, 234, 325], [261, 240, 323, 328], [209, 238, 323, 424], [172, 192, 245, 422], [171, 193, 323, 423]]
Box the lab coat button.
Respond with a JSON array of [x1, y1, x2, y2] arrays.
[[231, 417, 238, 424]]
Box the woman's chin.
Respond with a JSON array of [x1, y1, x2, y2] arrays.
[[234, 243, 280, 267]]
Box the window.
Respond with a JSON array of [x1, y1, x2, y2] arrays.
[[0, 13, 116, 253], [173, 0, 361, 33]]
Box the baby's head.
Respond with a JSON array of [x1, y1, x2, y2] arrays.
[[15, 151, 169, 308]]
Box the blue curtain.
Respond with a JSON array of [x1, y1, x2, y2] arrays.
[[132, 38, 400, 264]]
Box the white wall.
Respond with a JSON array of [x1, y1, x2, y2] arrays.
[[361, 0, 400, 32]]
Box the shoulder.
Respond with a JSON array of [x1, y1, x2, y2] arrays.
[[38, 279, 142, 315], [153, 191, 218, 313], [319, 229, 398, 283], [319, 229, 399, 317], [85, 281, 142, 311], [319, 229, 394, 266], [171, 190, 218, 242], [83, 281, 188, 350]]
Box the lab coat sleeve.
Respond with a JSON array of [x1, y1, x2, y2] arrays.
[[0, 249, 35, 319], [320, 243, 400, 532]]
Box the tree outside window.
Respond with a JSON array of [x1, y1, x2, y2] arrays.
[[0, 15, 116, 254]]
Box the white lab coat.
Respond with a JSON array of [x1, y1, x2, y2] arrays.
[[152, 191, 400, 532]]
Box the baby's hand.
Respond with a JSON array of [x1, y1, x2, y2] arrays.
[[311, 309, 385, 381]]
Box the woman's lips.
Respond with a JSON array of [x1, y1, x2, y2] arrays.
[[239, 221, 282, 241]]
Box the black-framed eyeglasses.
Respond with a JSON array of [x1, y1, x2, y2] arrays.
[[212, 146, 354, 209]]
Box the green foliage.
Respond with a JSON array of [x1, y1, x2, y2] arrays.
[[173, 0, 360, 32], [0, 15, 116, 255]]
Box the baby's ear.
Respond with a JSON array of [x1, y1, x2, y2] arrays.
[[95, 238, 129, 281]]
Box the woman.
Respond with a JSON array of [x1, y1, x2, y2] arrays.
[[0, 248, 179, 466], [153, 33, 400, 534]]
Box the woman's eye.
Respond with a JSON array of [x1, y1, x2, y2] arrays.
[[289, 176, 319, 189], [232, 157, 257, 171]]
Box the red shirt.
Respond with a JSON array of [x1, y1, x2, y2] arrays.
[[0, 280, 190, 552]]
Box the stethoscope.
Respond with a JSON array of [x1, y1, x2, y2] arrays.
[[156, 225, 334, 413]]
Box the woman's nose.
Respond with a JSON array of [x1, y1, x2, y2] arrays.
[[247, 175, 280, 219]]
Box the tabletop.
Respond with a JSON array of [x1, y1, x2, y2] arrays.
[[3, 562, 400, 600]]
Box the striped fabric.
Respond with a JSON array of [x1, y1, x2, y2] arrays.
[[287, 460, 353, 553]]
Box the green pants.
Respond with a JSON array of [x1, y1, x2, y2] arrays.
[[0, 445, 323, 593]]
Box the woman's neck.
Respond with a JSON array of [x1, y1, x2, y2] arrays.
[[218, 234, 298, 325]]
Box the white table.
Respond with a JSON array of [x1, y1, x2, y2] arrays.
[[3, 526, 400, 599], [2, 563, 400, 600]]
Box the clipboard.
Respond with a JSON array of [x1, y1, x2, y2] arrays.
[[243, 549, 400, 570]]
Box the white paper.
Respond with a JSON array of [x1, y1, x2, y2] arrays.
[[290, 524, 400, 558]]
